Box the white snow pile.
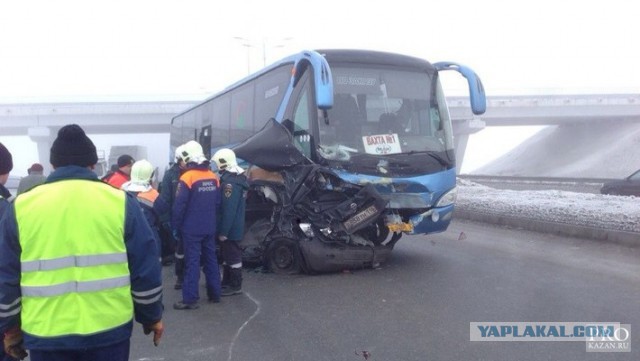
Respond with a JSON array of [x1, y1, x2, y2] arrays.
[[456, 179, 640, 233]]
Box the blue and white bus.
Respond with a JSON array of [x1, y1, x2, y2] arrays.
[[171, 49, 485, 273]]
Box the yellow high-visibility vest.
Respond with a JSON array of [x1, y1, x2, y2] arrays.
[[15, 179, 133, 337]]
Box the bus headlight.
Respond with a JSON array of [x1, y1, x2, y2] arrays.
[[434, 187, 457, 208]]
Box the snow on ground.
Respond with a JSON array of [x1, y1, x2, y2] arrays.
[[456, 179, 640, 233]]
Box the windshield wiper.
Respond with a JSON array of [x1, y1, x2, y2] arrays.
[[403, 150, 450, 168]]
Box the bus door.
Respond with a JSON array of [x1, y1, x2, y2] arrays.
[[284, 70, 316, 160]]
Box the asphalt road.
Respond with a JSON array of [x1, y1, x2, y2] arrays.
[[130, 220, 640, 361]]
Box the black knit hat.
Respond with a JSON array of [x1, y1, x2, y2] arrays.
[[0, 142, 13, 175], [50, 124, 98, 168]]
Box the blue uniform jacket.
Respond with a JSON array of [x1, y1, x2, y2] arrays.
[[172, 163, 221, 236], [0, 166, 163, 350], [218, 171, 249, 241], [158, 163, 181, 223], [0, 184, 13, 361], [0, 184, 11, 218]]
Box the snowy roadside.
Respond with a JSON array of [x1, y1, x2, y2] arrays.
[[455, 179, 640, 234]]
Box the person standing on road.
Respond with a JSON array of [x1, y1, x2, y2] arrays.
[[172, 141, 222, 309], [212, 148, 249, 297], [103, 154, 135, 189], [0, 143, 19, 361], [158, 146, 186, 288], [0, 124, 163, 361], [122, 159, 169, 258], [17, 163, 46, 195]]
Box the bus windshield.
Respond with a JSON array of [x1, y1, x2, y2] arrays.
[[317, 66, 453, 171]]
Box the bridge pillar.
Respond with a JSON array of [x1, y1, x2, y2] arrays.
[[452, 117, 486, 174], [28, 127, 54, 175]]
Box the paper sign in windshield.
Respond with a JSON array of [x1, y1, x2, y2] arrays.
[[363, 134, 402, 155]]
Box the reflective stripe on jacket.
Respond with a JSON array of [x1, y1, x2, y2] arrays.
[[15, 179, 133, 337], [137, 188, 159, 208]]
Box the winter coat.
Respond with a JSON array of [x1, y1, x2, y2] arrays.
[[218, 171, 249, 241], [172, 163, 221, 236]]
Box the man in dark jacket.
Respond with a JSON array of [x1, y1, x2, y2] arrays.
[[212, 148, 249, 296], [0, 125, 163, 361], [172, 141, 222, 309], [0, 142, 19, 361], [158, 146, 186, 287]]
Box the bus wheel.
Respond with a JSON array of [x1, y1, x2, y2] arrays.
[[267, 238, 301, 274]]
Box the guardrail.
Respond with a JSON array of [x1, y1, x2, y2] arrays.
[[458, 174, 614, 184]]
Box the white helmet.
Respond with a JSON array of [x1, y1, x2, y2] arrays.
[[212, 148, 236, 170], [179, 141, 206, 164], [130, 159, 154, 184], [174, 145, 184, 163]]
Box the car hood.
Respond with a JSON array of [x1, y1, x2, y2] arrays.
[[233, 118, 310, 171]]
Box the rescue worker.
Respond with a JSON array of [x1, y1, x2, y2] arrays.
[[102, 154, 135, 189], [172, 141, 222, 309], [0, 124, 163, 361], [17, 163, 46, 194], [212, 148, 249, 296], [122, 159, 169, 257], [158, 146, 186, 287], [0, 143, 19, 361]]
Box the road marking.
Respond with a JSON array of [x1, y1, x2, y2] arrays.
[[228, 292, 261, 361]]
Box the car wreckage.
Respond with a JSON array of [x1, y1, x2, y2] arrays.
[[235, 119, 398, 274]]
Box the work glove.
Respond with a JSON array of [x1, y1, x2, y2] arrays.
[[4, 326, 28, 360], [143, 320, 164, 346], [218, 235, 228, 242]]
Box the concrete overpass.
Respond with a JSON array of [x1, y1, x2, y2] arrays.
[[0, 101, 193, 174], [2, 94, 639, 173], [450, 94, 640, 172]]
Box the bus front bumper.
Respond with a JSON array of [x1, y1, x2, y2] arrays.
[[404, 204, 454, 235]]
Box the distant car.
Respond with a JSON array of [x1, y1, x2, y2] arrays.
[[600, 169, 640, 196]]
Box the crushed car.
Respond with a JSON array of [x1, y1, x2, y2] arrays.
[[234, 119, 399, 274]]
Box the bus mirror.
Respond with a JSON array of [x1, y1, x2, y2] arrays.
[[298, 50, 334, 110], [322, 109, 329, 125], [434, 61, 487, 115], [314, 59, 333, 110]]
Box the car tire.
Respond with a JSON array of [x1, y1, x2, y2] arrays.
[[267, 238, 302, 275]]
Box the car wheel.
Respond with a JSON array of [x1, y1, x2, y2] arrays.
[[267, 238, 302, 274]]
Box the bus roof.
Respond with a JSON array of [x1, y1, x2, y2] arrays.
[[316, 49, 435, 71], [172, 49, 436, 121]]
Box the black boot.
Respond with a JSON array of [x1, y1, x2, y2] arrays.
[[174, 255, 184, 290], [221, 265, 232, 289], [221, 268, 242, 296]]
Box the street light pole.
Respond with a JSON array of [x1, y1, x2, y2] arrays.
[[233, 36, 253, 75], [234, 36, 293, 72], [261, 37, 294, 66]]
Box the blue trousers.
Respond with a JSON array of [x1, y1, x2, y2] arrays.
[[29, 339, 129, 361], [182, 233, 221, 303]]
